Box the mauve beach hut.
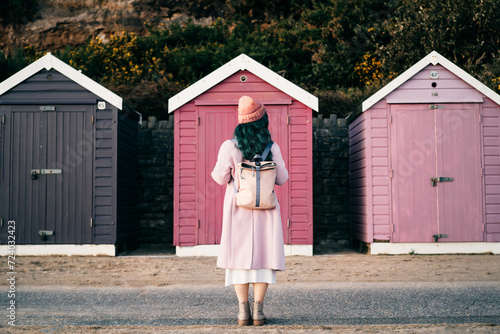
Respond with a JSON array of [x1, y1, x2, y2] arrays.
[[349, 51, 500, 254], [0, 53, 141, 256], [169, 54, 318, 256]]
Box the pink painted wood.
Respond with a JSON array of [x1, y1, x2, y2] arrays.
[[483, 98, 500, 242], [390, 104, 483, 242], [390, 104, 438, 242], [350, 60, 500, 245], [436, 104, 483, 241], [174, 71, 313, 246]]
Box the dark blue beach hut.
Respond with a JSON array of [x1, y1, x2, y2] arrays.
[[0, 53, 141, 255]]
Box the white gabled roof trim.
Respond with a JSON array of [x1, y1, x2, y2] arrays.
[[0, 53, 123, 110], [362, 50, 500, 111], [168, 54, 318, 113]]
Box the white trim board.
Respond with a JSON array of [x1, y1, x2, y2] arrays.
[[168, 54, 318, 113], [176, 245, 313, 257], [370, 242, 500, 255], [362, 50, 500, 111], [0, 244, 116, 256], [0, 53, 123, 110]]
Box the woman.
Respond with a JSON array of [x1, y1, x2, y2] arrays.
[[211, 95, 288, 326]]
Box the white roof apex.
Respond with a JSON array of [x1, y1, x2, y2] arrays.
[[0, 52, 123, 110], [362, 50, 500, 111], [168, 53, 318, 113]]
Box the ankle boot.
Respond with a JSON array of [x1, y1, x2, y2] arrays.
[[252, 301, 266, 326], [238, 301, 251, 326]]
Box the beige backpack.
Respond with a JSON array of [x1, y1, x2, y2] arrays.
[[231, 139, 277, 210]]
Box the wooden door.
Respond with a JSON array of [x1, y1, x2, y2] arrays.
[[1, 105, 93, 244], [197, 105, 237, 245], [390, 104, 483, 242], [265, 105, 290, 244], [436, 105, 483, 241], [197, 104, 290, 245]]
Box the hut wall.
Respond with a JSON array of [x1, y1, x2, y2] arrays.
[[483, 97, 500, 242], [93, 105, 116, 244], [174, 70, 314, 247], [173, 101, 197, 246], [349, 111, 370, 243]]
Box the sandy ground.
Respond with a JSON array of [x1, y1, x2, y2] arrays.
[[2, 252, 499, 287], [1, 250, 499, 333]]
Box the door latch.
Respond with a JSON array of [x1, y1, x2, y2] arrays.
[[31, 169, 62, 180], [433, 234, 448, 242], [39, 230, 54, 241], [431, 177, 454, 186]]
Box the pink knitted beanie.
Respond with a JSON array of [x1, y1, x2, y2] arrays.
[[237, 96, 266, 124]]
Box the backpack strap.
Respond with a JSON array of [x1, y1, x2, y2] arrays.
[[261, 142, 273, 161], [232, 138, 273, 161]]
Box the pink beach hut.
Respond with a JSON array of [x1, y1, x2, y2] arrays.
[[350, 51, 500, 255], [169, 54, 318, 256]]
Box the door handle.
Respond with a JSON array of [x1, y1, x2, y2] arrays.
[[431, 177, 454, 186], [31, 169, 62, 180]]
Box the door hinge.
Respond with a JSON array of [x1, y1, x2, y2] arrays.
[[287, 218, 290, 228], [391, 224, 394, 233], [198, 219, 200, 228], [1, 218, 3, 228], [197, 117, 200, 126], [90, 218, 93, 228], [91, 115, 94, 124], [479, 114, 482, 123], [389, 169, 393, 178], [287, 116, 290, 125], [482, 224, 485, 232], [1, 115, 4, 124], [389, 115, 392, 124]]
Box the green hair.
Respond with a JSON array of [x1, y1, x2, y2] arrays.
[[234, 113, 273, 161]]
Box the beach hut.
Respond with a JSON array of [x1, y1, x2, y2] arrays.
[[349, 51, 500, 254], [169, 54, 318, 256], [0, 53, 141, 256]]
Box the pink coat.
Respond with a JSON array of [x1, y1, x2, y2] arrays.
[[211, 139, 288, 271]]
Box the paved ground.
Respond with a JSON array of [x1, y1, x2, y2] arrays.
[[7, 282, 500, 326], [1, 248, 499, 333]]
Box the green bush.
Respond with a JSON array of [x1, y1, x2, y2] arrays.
[[2, 0, 500, 119]]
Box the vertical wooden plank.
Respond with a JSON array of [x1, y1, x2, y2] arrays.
[[84, 105, 94, 244], [266, 105, 290, 243], [0, 107, 10, 244], [173, 110, 180, 246], [197, 106, 206, 245], [62, 110, 70, 244], [55, 109, 64, 244], [199, 106, 238, 245], [111, 107, 118, 244], [436, 104, 483, 241], [24, 111, 34, 244], [45, 109, 57, 243], [390, 104, 437, 242], [10, 112, 23, 244], [306, 107, 313, 245]]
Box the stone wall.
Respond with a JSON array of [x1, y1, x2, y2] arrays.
[[136, 114, 350, 252], [312, 115, 350, 253], [137, 117, 175, 246]]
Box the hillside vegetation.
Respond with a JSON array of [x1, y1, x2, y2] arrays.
[[1, 0, 500, 118]]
